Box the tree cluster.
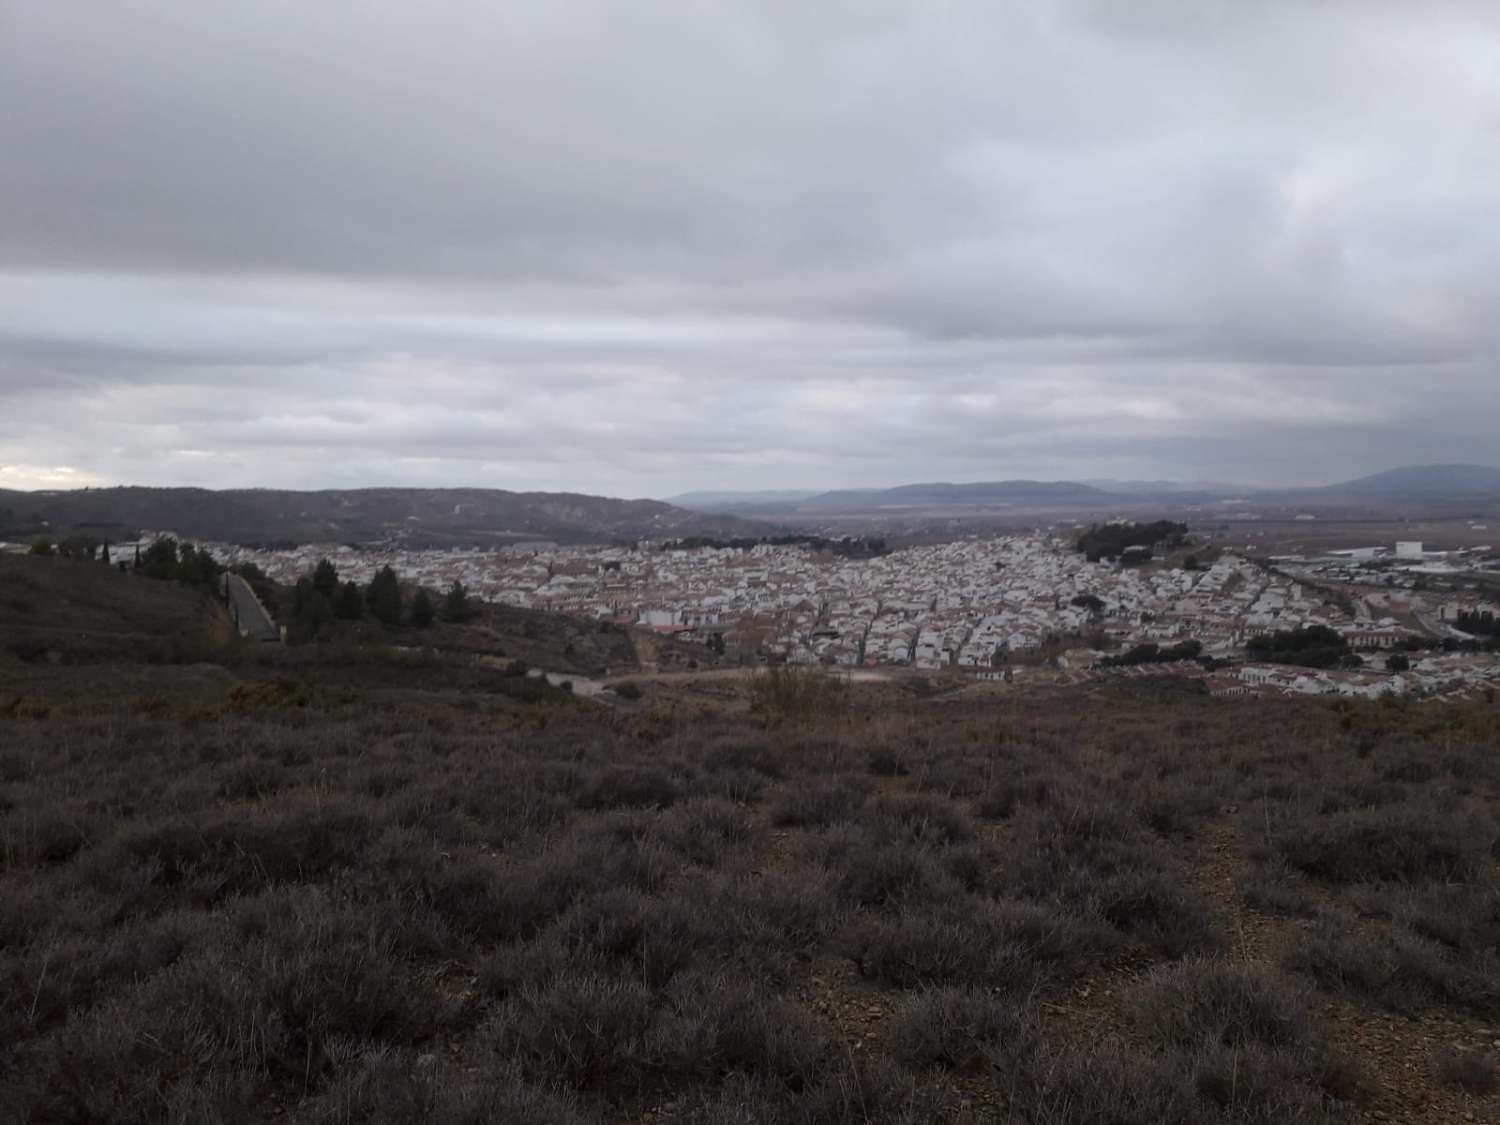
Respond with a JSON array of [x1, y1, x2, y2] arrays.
[[138, 537, 223, 591], [291, 559, 376, 639], [1455, 610, 1500, 638], [443, 580, 473, 624], [289, 559, 472, 641], [1246, 625, 1351, 669], [1096, 639, 1203, 668], [1075, 521, 1188, 564]]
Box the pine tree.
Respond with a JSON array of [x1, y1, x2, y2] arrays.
[[411, 588, 435, 628], [292, 578, 333, 639], [442, 579, 471, 623], [101, 541, 111, 565], [335, 580, 364, 620], [366, 566, 402, 626], [312, 558, 339, 599], [141, 537, 179, 580]]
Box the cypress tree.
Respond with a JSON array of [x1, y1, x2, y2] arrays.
[[366, 566, 402, 626], [411, 589, 435, 628], [335, 580, 364, 620], [312, 558, 339, 599], [443, 579, 471, 623]]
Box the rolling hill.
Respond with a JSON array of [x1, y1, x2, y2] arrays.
[[0, 486, 772, 547], [667, 489, 822, 510], [716, 479, 1112, 514], [1316, 464, 1500, 500]]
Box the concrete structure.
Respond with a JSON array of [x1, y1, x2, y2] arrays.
[[1396, 541, 1424, 560]]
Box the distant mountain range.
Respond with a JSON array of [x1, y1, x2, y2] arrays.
[[1311, 464, 1500, 500], [668, 464, 1500, 516], [1080, 478, 1244, 495], [667, 489, 822, 509], [673, 478, 1149, 515], [3, 464, 1494, 548], [671, 480, 1116, 514], [0, 487, 771, 547]]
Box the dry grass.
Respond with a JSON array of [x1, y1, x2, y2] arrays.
[[2, 566, 1499, 1122]]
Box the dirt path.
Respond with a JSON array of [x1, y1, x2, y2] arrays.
[[627, 629, 661, 673], [1189, 815, 1500, 1124]]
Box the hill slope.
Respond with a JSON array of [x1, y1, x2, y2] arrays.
[[667, 489, 822, 510], [2, 654, 1496, 1122], [782, 479, 1110, 513], [0, 486, 772, 547], [1318, 464, 1500, 499], [0, 553, 227, 664]]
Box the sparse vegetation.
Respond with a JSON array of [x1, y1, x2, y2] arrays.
[[2, 556, 1497, 1122]]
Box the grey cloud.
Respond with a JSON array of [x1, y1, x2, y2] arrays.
[[1, 1, 1498, 494]]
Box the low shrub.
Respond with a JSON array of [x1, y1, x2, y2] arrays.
[[886, 987, 1034, 1071], [771, 779, 867, 829], [304, 1056, 592, 1125], [652, 798, 756, 866], [1282, 914, 1500, 1016], [575, 765, 682, 810], [1096, 869, 1224, 959], [863, 793, 974, 847], [1431, 1047, 1499, 1095], [1016, 1040, 1200, 1125], [1132, 960, 1312, 1050], [842, 906, 1035, 990], [1273, 805, 1490, 884], [488, 971, 658, 1088], [830, 839, 962, 909]]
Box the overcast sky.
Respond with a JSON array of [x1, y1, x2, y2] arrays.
[[3, 1, 1498, 497]]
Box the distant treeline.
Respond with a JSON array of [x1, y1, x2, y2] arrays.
[[667, 534, 889, 558], [1076, 521, 1188, 564], [1455, 610, 1500, 638]]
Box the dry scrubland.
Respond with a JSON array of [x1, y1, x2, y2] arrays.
[[2, 565, 1500, 1123]]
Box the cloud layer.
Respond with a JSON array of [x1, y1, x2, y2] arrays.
[[3, 0, 1498, 494]]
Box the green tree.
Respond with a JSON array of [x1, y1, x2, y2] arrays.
[[175, 544, 223, 590], [28, 539, 54, 556], [335, 580, 364, 620], [100, 541, 111, 565], [312, 558, 340, 600], [141, 537, 179, 580], [1246, 625, 1349, 669], [292, 577, 333, 639], [442, 579, 471, 623], [410, 588, 435, 628], [1386, 652, 1411, 673], [366, 566, 402, 626]]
